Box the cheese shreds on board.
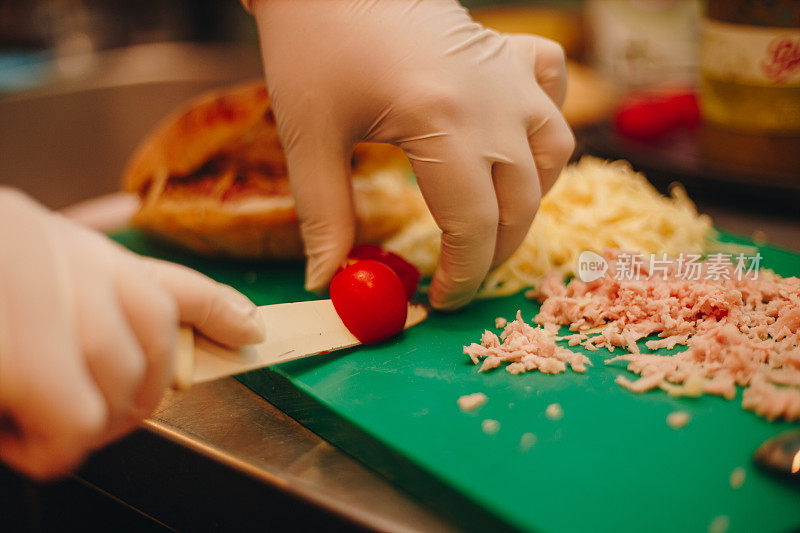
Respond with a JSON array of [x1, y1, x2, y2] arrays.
[[385, 157, 716, 297]]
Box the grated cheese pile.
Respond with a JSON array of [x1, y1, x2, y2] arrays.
[[385, 156, 716, 297]]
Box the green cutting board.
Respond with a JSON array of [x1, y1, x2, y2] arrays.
[[113, 229, 800, 533]]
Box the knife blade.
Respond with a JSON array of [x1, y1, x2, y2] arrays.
[[173, 300, 428, 388], [753, 430, 800, 481]]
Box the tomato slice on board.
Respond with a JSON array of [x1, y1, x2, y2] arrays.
[[330, 259, 409, 345], [347, 245, 420, 300]]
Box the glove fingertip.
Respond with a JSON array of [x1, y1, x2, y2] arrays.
[[244, 312, 266, 344], [428, 278, 476, 312], [217, 285, 266, 345], [304, 253, 344, 294]]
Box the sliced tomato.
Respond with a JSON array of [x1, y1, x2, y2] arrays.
[[330, 259, 408, 344], [348, 244, 420, 300]]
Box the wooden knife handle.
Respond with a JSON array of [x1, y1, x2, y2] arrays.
[[173, 327, 195, 390]]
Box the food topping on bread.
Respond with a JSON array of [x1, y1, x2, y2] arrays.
[[122, 81, 423, 259]]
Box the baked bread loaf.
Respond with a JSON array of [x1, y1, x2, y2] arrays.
[[122, 81, 423, 259]]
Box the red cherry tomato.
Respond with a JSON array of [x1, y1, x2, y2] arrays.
[[348, 244, 420, 300], [330, 259, 408, 344]]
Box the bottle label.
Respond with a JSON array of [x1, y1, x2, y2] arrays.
[[702, 20, 800, 87]]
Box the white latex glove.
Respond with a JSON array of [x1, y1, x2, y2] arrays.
[[251, 0, 574, 310], [0, 189, 264, 480]]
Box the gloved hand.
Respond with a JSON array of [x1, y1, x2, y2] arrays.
[[0, 189, 264, 480], [251, 0, 574, 309]]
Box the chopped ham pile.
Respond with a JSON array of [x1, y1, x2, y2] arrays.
[[526, 251, 800, 421], [463, 311, 591, 375]]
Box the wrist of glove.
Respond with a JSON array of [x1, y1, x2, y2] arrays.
[[0, 188, 264, 480]]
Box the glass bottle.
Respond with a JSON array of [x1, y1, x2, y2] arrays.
[[700, 0, 800, 134]]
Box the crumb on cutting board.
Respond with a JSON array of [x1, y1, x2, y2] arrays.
[[708, 515, 730, 533], [519, 432, 537, 451], [666, 410, 690, 429], [482, 419, 500, 434], [495, 316, 507, 329], [457, 392, 487, 412], [729, 467, 746, 489], [545, 403, 564, 421]]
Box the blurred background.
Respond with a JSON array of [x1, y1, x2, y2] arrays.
[[0, 0, 798, 213], [0, 0, 694, 94], [0, 0, 255, 88]]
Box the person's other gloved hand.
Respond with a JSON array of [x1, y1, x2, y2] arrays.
[[251, 0, 574, 310], [0, 189, 264, 480]]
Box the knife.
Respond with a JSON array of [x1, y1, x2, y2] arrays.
[[173, 300, 428, 389], [753, 430, 800, 482]]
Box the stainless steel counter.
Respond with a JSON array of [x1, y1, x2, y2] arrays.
[[1, 43, 798, 532], [140, 380, 454, 531]]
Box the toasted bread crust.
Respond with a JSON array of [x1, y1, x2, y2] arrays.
[[131, 197, 304, 258], [123, 81, 271, 194], [130, 171, 424, 259], [123, 82, 423, 259]]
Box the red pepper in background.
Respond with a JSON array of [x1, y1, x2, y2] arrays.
[[614, 90, 700, 141]]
